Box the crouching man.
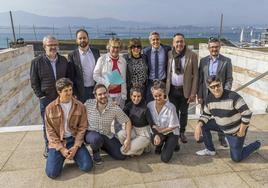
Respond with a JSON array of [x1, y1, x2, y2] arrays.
[[45, 78, 93, 178], [194, 76, 261, 162]]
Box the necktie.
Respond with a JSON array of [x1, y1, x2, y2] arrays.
[[155, 50, 159, 79]]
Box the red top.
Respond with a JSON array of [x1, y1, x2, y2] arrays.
[[109, 57, 121, 94]]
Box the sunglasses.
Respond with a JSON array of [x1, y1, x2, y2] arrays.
[[131, 45, 142, 49], [209, 83, 222, 89]]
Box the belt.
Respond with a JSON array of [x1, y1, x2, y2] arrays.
[[171, 85, 183, 90], [149, 79, 166, 83]]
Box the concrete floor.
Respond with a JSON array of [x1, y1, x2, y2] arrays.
[[0, 114, 267, 188]]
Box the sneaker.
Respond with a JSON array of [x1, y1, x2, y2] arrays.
[[43, 147, 48, 159], [93, 152, 103, 165], [180, 133, 188, 143], [196, 149, 216, 156]]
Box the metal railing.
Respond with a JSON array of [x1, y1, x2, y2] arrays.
[[188, 69, 268, 112]]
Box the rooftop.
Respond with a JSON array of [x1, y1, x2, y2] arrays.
[[0, 114, 267, 188]]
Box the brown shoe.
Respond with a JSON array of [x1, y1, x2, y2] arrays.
[[180, 133, 188, 143]]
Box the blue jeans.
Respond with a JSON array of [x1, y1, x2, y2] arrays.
[[85, 131, 126, 160], [46, 137, 93, 179], [202, 119, 261, 162], [40, 97, 54, 148]]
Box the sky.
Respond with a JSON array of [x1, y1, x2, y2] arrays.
[[0, 0, 267, 26]]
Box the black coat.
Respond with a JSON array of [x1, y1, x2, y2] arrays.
[[68, 48, 100, 102], [30, 53, 69, 100]]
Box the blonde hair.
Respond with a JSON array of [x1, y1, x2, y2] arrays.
[[106, 38, 122, 50]]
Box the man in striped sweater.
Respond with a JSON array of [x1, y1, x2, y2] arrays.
[[194, 76, 261, 162]]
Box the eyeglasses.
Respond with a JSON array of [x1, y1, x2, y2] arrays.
[[209, 83, 222, 89], [46, 44, 58, 47], [131, 45, 141, 49]]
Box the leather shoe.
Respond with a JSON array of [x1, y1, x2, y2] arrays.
[[219, 138, 228, 147], [180, 133, 188, 143]]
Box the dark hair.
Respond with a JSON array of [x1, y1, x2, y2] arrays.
[[56, 78, 73, 92], [129, 86, 143, 97], [151, 80, 166, 93], [208, 37, 220, 44], [128, 38, 142, 55], [173, 33, 185, 38], [93, 83, 107, 95], [206, 75, 222, 85], [76, 29, 89, 38]]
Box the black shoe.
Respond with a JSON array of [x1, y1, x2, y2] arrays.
[[219, 138, 228, 147], [174, 144, 180, 152], [155, 148, 161, 155], [93, 152, 103, 165], [180, 133, 188, 143], [196, 136, 204, 143], [43, 147, 48, 159]]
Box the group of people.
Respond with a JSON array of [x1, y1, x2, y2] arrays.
[[30, 29, 261, 179]]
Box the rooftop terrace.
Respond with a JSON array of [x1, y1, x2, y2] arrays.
[[0, 114, 267, 188]]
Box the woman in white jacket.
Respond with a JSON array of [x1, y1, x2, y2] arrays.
[[93, 38, 127, 108]]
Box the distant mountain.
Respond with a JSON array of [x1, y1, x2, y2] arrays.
[[0, 10, 161, 28]]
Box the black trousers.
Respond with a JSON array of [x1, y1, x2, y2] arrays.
[[152, 132, 179, 163], [169, 86, 189, 133]]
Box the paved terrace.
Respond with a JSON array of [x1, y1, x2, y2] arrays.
[[0, 114, 267, 188]]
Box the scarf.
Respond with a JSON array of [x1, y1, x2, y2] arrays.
[[172, 46, 186, 75]]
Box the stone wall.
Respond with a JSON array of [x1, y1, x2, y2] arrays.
[[0, 46, 41, 127], [199, 44, 268, 114]]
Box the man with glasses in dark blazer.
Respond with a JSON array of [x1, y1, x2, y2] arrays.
[[197, 37, 233, 147], [68, 29, 100, 103]]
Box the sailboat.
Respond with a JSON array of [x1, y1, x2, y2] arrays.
[[240, 28, 244, 43]]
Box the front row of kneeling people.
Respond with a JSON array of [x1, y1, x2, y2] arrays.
[[45, 77, 261, 178]]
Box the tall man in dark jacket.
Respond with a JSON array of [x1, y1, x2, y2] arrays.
[[68, 29, 100, 103], [30, 35, 69, 158], [143, 31, 171, 103], [197, 37, 233, 147]]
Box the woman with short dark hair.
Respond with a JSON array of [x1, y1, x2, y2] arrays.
[[124, 38, 148, 103]]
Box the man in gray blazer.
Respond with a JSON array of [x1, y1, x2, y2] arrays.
[[197, 37, 233, 147], [68, 29, 100, 103], [166, 33, 198, 143]]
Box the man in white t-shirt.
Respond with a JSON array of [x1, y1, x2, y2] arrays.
[[45, 78, 93, 179]]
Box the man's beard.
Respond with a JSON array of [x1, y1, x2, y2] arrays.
[[79, 41, 88, 48]]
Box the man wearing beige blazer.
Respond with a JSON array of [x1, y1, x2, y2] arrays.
[[166, 33, 198, 143]]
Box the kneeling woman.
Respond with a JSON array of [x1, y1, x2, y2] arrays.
[[147, 81, 180, 163], [118, 87, 154, 156]]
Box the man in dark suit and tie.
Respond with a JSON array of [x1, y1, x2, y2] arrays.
[[143, 31, 171, 103], [68, 29, 100, 103], [197, 37, 233, 147]]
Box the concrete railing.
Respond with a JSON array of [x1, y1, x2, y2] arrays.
[[0, 45, 41, 127]]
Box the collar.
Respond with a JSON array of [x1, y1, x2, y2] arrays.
[[45, 54, 58, 62], [78, 47, 91, 55], [209, 54, 220, 61], [55, 96, 77, 106], [152, 45, 163, 53]]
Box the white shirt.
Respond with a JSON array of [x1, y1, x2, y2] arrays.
[[79, 48, 96, 87], [60, 101, 72, 138], [171, 56, 185, 86], [147, 100, 180, 135]]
